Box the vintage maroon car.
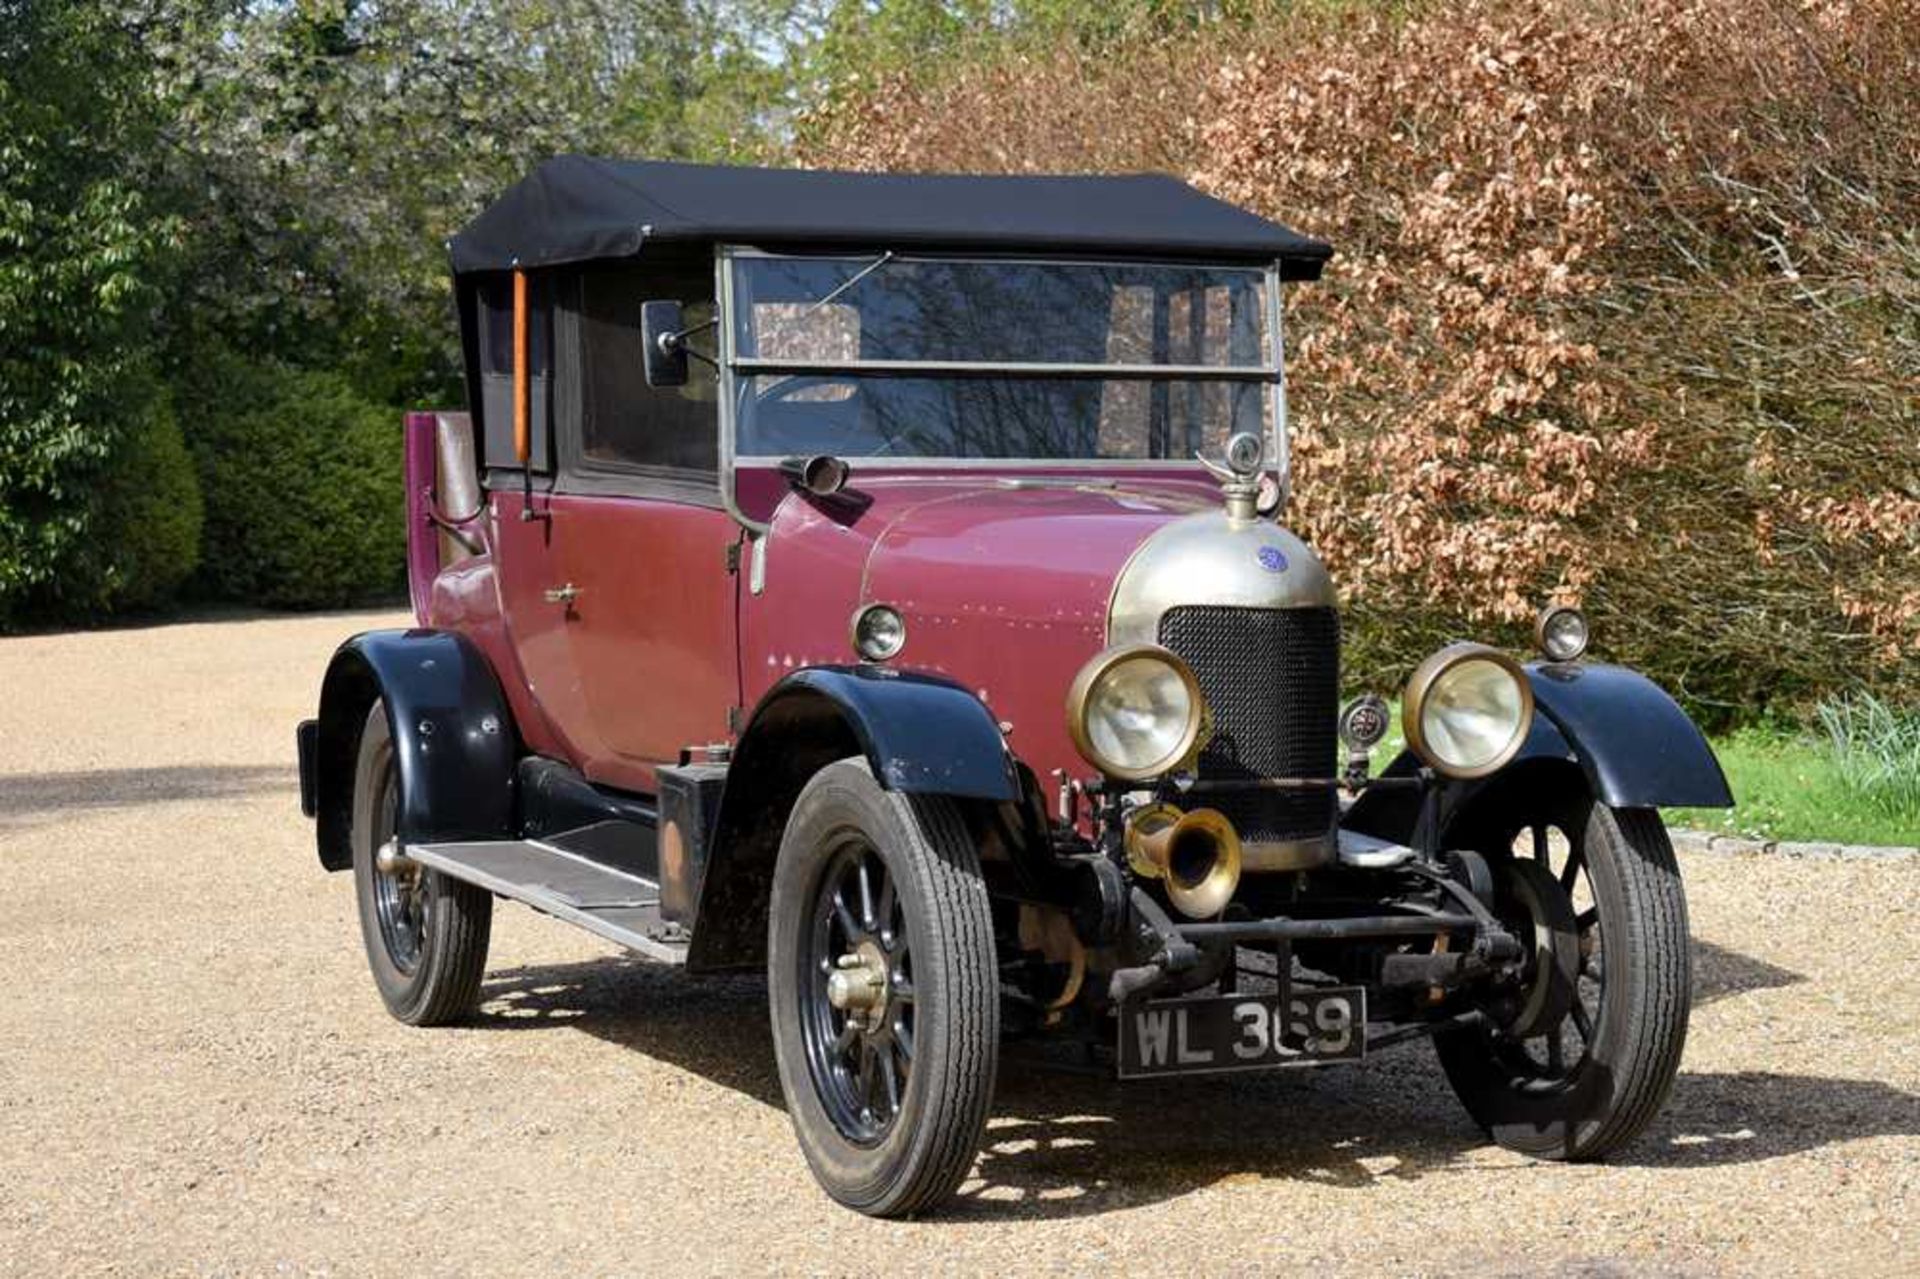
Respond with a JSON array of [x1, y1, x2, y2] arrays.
[[297, 158, 1733, 1216]]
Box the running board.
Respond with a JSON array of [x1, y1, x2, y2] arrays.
[[408, 839, 688, 965]]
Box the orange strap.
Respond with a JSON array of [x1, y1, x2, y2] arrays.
[[512, 270, 530, 463]]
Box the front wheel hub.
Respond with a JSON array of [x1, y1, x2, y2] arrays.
[[827, 942, 890, 1023], [1499, 857, 1581, 1039]]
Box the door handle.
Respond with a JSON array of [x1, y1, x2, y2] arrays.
[[543, 583, 580, 605]]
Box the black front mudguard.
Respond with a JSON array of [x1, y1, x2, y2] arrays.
[[1346, 661, 1732, 844], [682, 665, 1021, 971], [1526, 662, 1732, 808]]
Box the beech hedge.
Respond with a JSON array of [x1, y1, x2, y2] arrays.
[[802, 0, 1919, 720]]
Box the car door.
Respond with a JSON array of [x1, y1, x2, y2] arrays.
[[548, 258, 740, 795], [550, 495, 740, 792]]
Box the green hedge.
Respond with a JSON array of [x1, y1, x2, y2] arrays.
[[182, 356, 406, 609], [80, 386, 204, 613]]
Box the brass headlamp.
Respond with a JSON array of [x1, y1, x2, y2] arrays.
[[1064, 644, 1210, 782], [1402, 642, 1535, 780]]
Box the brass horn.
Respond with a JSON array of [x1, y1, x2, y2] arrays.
[[1124, 802, 1242, 920]]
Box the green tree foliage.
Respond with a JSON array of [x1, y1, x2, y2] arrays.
[[147, 1, 798, 617], [0, 1, 187, 623], [154, 0, 793, 404], [4, 0, 797, 625]]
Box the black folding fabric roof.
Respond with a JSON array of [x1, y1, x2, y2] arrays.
[[449, 157, 1332, 279]]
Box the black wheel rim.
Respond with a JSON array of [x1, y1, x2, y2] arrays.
[[1489, 817, 1605, 1090], [369, 759, 427, 975], [798, 834, 914, 1147]]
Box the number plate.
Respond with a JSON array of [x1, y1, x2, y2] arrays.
[[1117, 988, 1366, 1078]]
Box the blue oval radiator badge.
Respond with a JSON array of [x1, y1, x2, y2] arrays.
[[1256, 545, 1289, 573]]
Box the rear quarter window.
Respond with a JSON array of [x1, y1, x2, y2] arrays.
[[476, 274, 553, 471]]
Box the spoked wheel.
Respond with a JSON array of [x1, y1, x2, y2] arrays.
[[369, 774, 427, 973], [350, 702, 492, 1026], [769, 759, 998, 1217], [1436, 791, 1690, 1159], [802, 840, 915, 1143]]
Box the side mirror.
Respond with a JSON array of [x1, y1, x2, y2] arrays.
[[641, 300, 688, 388]]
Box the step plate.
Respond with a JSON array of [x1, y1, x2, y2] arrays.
[[408, 839, 688, 965]]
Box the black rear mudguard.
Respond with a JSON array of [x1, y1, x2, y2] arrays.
[[303, 629, 518, 871], [1345, 662, 1732, 844]]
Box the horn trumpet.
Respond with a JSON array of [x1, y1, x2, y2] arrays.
[[1125, 802, 1242, 920]]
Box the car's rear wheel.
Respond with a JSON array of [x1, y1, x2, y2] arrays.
[[351, 702, 492, 1026], [1436, 791, 1690, 1159], [768, 759, 999, 1217]]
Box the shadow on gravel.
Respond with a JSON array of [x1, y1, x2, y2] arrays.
[[478, 959, 783, 1108], [471, 945, 1915, 1221], [1629, 1071, 1920, 1169], [1692, 938, 1804, 1007], [0, 764, 291, 831]]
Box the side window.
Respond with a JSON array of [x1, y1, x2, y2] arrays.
[[476, 274, 553, 471], [576, 264, 718, 475]]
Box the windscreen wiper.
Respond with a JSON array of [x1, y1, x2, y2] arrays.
[[805, 250, 895, 315]]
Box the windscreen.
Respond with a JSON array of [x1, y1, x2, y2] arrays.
[[728, 255, 1275, 463]]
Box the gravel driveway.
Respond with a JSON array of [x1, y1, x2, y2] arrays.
[[1, 610, 1914, 1275]]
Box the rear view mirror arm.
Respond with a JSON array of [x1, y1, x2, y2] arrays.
[[660, 315, 719, 367]]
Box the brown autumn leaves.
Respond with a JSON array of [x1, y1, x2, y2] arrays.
[[804, 0, 1917, 712]]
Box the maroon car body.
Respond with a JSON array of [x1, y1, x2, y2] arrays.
[[412, 458, 1219, 799], [303, 159, 1732, 1218]]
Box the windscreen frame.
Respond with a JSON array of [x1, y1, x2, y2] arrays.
[[714, 245, 1292, 533]]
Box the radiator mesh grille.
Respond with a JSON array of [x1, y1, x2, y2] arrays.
[[1156, 605, 1340, 844]]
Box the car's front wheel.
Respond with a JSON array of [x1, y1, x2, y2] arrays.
[[768, 759, 999, 1217], [1436, 792, 1690, 1159]]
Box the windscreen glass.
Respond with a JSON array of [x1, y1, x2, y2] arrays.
[[729, 256, 1274, 462]]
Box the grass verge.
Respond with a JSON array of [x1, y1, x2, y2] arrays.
[[1670, 725, 1918, 849]]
